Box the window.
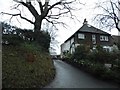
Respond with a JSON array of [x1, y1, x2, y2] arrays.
[[92, 35, 96, 40], [78, 33, 85, 39], [92, 34, 96, 44], [100, 35, 109, 41]]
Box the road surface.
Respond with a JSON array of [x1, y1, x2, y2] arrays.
[[45, 60, 119, 88]]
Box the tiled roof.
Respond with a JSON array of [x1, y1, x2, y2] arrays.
[[64, 23, 110, 43], [78, 24, 110, 35]]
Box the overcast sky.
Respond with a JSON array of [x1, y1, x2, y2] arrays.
[[0, 0, 119, 54]]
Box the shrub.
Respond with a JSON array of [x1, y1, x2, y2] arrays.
[[87, 45, 111, 64], [68, 44, 120, 84], [2, 34, 24, 46], [89, 63, 107, 77], [72, 45, 89, 61], [2, 26, 51, 52], [117, 42, 120, 51], [33, 31, 51, 52]]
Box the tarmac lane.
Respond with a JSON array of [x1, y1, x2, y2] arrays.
[[44, 60, 119, 88]]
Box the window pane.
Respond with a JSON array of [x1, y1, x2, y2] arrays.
[[78, 33, 85, 39], [92, 35, 96, 40], [92, 35, 96, 44], [100, 35, 109, 41]]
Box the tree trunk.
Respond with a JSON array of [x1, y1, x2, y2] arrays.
[[116, 26, 120, 33], [34, 20, 42, 33], [34, 17, 42, 40]]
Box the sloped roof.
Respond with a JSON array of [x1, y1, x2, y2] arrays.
[[78, 24, 110, 35], [64, 23, 110, 43]]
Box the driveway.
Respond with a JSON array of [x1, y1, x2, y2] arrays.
[[45, 60, 119, 88]]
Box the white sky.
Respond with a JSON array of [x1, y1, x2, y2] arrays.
[[0, 0, 119, 54]]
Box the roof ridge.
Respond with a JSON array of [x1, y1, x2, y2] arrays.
[[79, 24, 110, 34], [63, 23, 110, 43]]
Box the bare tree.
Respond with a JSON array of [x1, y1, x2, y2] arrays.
[[1, 0, 82, 37], [94, 0, 120, 32]]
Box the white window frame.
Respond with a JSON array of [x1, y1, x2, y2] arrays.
[[92, 34, 96, 44], [92, 35, 96, 40], [105, 36, 108, 41], [78, 33, 85, 39], [100, 35, 109, 41]]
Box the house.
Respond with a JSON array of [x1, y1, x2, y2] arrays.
[[112, 35, 120, 44], [61, 19, 113, 57], [111, 35, 120, 51]]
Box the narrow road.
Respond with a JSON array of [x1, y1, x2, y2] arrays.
[[45, 60, 119, 88]]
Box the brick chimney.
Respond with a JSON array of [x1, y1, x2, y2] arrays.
[[83, 18, 88, 25]]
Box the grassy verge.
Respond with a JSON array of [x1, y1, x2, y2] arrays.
[[2, 42, 55, 88]]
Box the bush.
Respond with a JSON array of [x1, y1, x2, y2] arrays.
[[89, 63, 107, 77], [2, 26, 51, 52], [66, 44, 120, 84], [33, 31, 51, 52], [2, 34, 24, 46], [72, 45, 89, 61], [87, 45, 111, 64]]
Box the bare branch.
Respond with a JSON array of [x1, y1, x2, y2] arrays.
[[1, 12, 34, 24], [44, 1, 62, 17], [36, 0, 43, 14], [16, 17, 22, 25], [45, 18, 58, 30], [16, 1, 39, 17], [47, 11, 70, 18], [112, 2, 120, 14], [10, 4, 21, 10], [94, 0, 120, 32], [48, 1, 62, 11], [45, 17, 68, 29], [9, 16, 14, 23], [2, 0, 83, 34]]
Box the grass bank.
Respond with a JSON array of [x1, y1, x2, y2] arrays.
[[2, 42, 55, 88]]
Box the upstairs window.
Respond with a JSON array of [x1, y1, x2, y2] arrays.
[[92, 35, 96, 40], [100, 35, 109, 41], [92, 34, 96, 44], [78, 33, 85, 39]]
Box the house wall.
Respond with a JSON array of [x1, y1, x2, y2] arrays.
[[70, 37, 74, 44], [97, 34, 112, 46], [61, 39, 71, 57], [64, 40, 71, 51], [61, 24, 114, 58], [76, 32, 112, 48], [61, 37, 75, 58], [70, 37, 75, 53], [76, 32, 92, 47], [61, 43, 66, 53]]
